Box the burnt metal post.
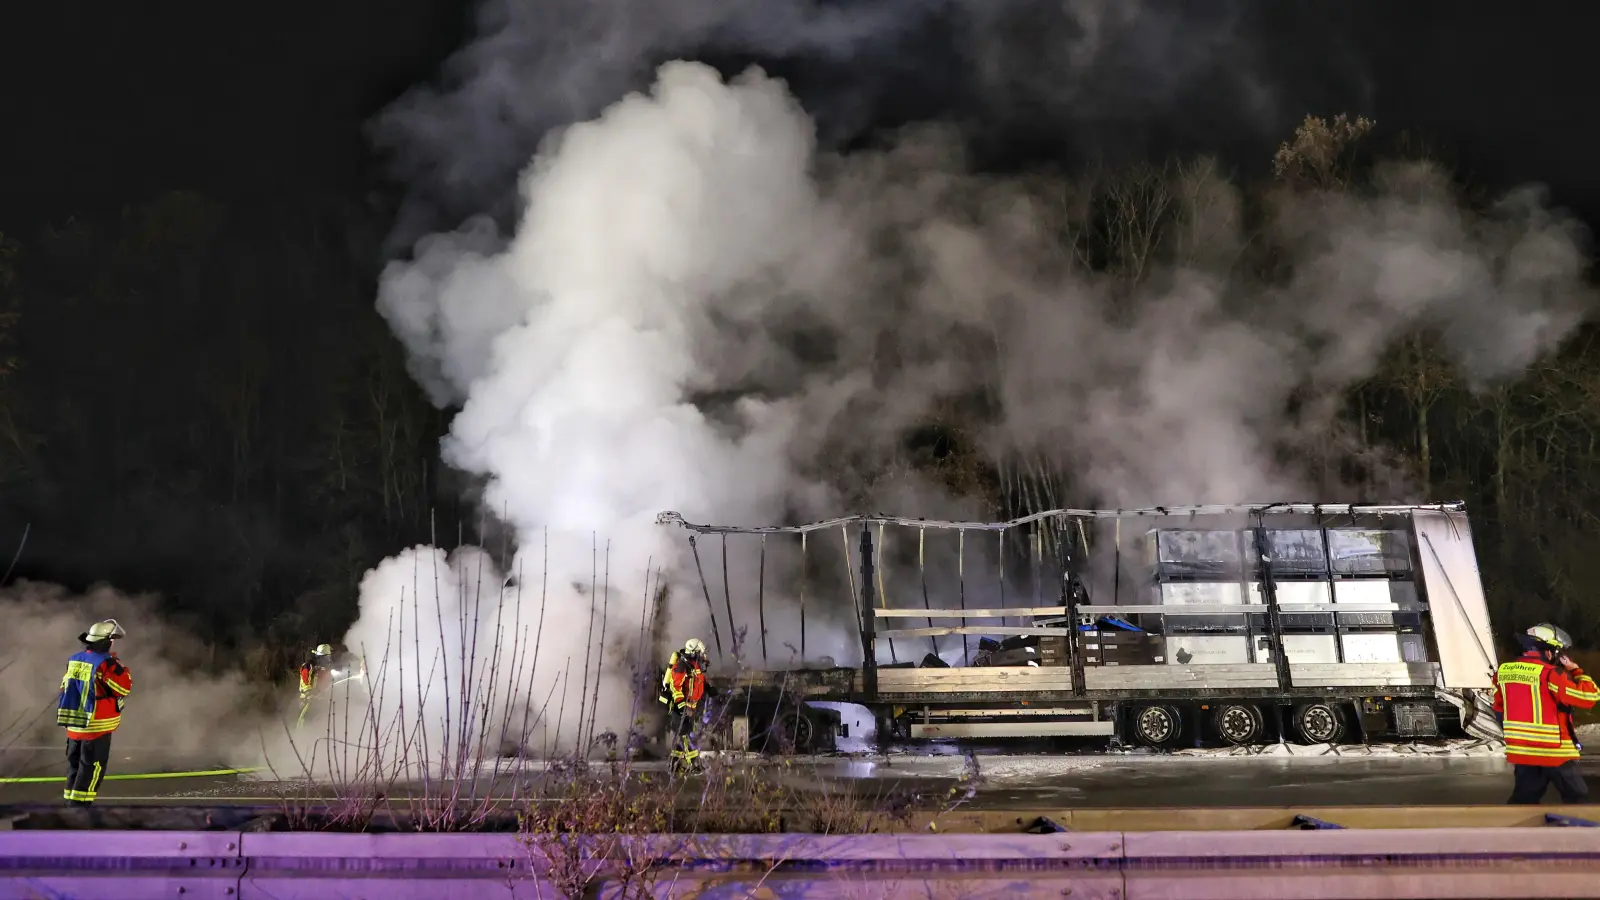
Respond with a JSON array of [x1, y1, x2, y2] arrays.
[[1253, 520, 1294, 692], [1318, 515, 1346, 664], [1062, 540, 1086, 699], [860, 525, 879, 702]]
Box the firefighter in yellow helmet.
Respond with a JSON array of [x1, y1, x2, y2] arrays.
[[297, 643, 334, 727], [57, 620, 132, 806], [659, 638, 708, 775], [1493, 623, 1599, 803]]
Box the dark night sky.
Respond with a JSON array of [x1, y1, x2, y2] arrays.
[[3, 3, 1599, 237]]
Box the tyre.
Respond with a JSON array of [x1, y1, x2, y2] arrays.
[[1212, 703, 1265, 746], [1291, 701, 1346, 745], [1132, 704, 1181, 747], [769, 708, 816, 753]]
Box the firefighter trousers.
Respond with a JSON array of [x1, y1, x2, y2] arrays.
[[64, 734, 113, 805], [667, 706, 700, 774], [1509, 760, 1589, 804]]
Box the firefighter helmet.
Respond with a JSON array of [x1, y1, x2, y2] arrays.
[[79, 619, 126, 643], [1523, 623, 1574, 653], [683, 638, 707, 659], [313, 643, 333, 658]]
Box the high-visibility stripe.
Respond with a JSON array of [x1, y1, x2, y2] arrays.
[[1504, 743, 1580, 755], [1503, 724, 1560, 735], [1508, 740, 1581, 754], [79, 761, 105, 802], [67, 716, 121, 735], [1562, 681, 1600, 703]]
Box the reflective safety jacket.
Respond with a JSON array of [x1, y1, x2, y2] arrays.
[[299, 664, 318, 699], [1493, 652, 1600, 766], [659, 651, 706, 710], [56, 650, 133, 739]]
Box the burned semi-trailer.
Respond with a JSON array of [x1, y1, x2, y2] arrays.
[[655, 503, 1504, 753]]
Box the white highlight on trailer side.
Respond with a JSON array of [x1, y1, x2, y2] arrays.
[[1412, 508, 1499, 690]]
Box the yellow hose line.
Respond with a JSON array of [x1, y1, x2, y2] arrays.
[[0, 767, 263, 784]]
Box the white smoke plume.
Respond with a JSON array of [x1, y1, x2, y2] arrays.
[[371, 0, 926, 249], [361, 57, 1594, 760], [366, 64, 845, 758]]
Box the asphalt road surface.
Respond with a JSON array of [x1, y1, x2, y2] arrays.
[[1, 751, 1581, 809]]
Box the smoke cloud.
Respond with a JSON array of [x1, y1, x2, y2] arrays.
[[370, 0, 1299, 249], [0, 581, 266, 777], [371, 0, 925, 249], [362, 54, 1595, 758]]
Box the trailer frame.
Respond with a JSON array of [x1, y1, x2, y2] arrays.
[[658, 503, 1500, 751]]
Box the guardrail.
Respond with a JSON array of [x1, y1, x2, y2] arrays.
[[4, 824, 1600, 899]]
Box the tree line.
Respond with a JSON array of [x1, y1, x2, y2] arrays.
[[0, 195, 446, 676], [0, 115, 1595, 674]]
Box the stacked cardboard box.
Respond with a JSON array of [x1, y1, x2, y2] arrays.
[[1078, 629, 1166, 666], [1038, 635, 1069, 667]]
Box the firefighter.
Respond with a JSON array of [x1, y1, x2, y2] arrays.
[[56, 619, 133, 807], [297, 643, 334, 727], [1493, 623, 1600, 804], [659, 638, 708, 774]]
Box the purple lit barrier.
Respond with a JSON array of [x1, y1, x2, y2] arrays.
[[3, 827, 1600, 899]]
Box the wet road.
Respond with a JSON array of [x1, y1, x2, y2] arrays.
[[2, 750, 1577, 809]]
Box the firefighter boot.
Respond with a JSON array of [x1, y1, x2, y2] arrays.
[[669, 735, 702, 777]]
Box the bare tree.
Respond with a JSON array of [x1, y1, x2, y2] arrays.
[[1272, 113, 1377, 191]]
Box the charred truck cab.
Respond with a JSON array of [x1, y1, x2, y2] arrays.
[[657, 504, 1502, 753]]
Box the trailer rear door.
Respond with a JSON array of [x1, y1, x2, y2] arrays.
[[1413, 508, 1498, 689]]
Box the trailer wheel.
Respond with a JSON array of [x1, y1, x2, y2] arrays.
[[770, 709, 816, 754], [1212, 703, 1264, 745], [1291, 702, 1345, 745], [1132, 705, 1181, 747]]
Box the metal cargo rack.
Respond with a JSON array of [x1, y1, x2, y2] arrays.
[[658, 502, 1499, 746]]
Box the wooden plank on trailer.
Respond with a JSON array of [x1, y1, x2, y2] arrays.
[[1077, 603, 1420, 615], [877, 626, 1073, 639], [1082, 663, 1279, 691], [877, 667, 1078, 684], [874, 607, 1068, 618], [875, 669, 1078, 694], [875, 683, 1079, 696], [874, 675, 1079, 691], [1288, 662, 1439, 687]]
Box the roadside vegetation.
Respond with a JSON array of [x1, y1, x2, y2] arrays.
[[258, 551, 970, 845]]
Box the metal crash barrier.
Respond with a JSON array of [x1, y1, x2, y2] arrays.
[[4, 823, 1600, 899]]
